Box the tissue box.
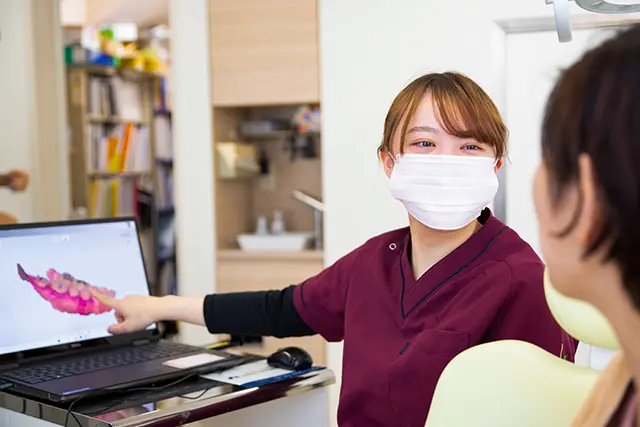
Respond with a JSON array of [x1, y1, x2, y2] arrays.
[[216, 142, 259, 179]]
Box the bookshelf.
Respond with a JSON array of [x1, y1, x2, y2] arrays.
[[153, 109, 177, 307], [66, 65, 177, 333]]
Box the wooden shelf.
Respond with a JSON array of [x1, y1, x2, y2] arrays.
[[87, 170, 149, 179], [67, 64, 161, 80], [84, 0, 169, 28], [217, 249, 323, 261], [86, 115, 148, 125], [240, 130, 320, 141]]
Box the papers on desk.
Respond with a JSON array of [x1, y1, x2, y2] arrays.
[[163, 353, 227, 369], [201, 360, 325, 387]]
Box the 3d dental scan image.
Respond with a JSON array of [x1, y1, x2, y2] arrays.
[[17, 264, 116, 315], [0, 220, 153, 356]]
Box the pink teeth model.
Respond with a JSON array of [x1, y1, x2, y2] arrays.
[[17, 264, 115, 315]]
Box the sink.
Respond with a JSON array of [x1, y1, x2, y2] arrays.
[[236, 232, 314, 252]]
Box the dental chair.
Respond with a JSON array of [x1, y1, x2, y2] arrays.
[[424, 270, 620, 427]]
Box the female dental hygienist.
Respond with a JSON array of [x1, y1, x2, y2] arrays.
[[91, 72, 576, 427]]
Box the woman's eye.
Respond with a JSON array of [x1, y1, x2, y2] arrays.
[[462, 144, 481, 151], [414, 140, 435, 147]]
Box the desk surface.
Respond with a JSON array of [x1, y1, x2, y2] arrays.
[[0, 367, 335, 427]]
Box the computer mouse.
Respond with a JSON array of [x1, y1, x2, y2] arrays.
[[267, 346, 313, 371]]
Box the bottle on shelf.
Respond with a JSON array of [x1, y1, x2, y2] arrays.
[[271, 211, 285, 235], [255, 215, 268, 235]]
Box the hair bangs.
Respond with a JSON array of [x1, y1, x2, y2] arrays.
[[430, 81, 507, 159]]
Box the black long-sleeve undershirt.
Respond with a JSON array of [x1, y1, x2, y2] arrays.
[[202, 285, 316, 338]]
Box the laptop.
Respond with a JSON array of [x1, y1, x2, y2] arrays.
[[0, 217, 243, 402]]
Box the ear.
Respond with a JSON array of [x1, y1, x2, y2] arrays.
[[494, 157, 504, 174], [576, 154, 602, 247], [380, 151, 395, 178]]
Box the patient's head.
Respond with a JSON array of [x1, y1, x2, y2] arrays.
[[534, 25, 640, 312]]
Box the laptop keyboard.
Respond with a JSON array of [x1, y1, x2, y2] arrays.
[[3, 341, 198, 385]]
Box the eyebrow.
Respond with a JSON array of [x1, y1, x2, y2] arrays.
[[407, 125, 439, 134]]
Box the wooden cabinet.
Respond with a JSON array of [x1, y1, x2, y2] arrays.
[[216, 251, 325, 364], [84, 0, 169, 27], [209, 0, 320, 106]]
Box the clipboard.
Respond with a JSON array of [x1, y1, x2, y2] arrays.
[[201, 359, 325, 387]]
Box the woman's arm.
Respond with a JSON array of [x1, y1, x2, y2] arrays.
[[203, 286, 315, 337], [0, 174, 11, 187], [91, 245, 361, 337], [91, 286, 315, 336], [156, 295, 208, 326]]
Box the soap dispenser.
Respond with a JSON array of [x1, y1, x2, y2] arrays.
[[255, 215, 268, 235], [271, 211, 285, 235]]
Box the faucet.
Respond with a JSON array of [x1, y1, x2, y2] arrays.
[[292, 190, 324, 250]]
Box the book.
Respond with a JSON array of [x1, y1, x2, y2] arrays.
[[85, 123, 151, 173]]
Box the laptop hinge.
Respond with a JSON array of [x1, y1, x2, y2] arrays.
[[132, 338, 151, 346], [0, 362, 19, 372]]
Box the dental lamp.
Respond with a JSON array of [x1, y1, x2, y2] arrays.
[[548, 0, 640, 42]]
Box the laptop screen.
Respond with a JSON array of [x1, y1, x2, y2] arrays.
[[0, 219, 155, 356]]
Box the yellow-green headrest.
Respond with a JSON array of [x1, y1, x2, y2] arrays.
[[544, 268, 619, 350]]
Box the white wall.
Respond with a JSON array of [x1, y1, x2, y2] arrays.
[[169, 0, 217, 346], [505, 27, 620, 256], [0, 0, 69, 223], [317, 1, 612, 425], [0, 0, 37, 222], [31, 0, 72, 222]]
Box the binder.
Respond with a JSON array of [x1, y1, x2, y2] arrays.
[[87, 120, 147, 218], [85, 123, 151, 173], [154, 115, 173, 160], [87, 75, 143, 121]]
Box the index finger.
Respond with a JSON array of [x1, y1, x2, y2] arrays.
[[90, 288, 120, 309]]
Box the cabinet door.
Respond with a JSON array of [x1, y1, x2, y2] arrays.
[[217, 255, 326, 364], [209, 0, 319, 106]]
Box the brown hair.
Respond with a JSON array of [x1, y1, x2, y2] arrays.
[[542, 25, 640, 307], [378, 72, 508, 158]]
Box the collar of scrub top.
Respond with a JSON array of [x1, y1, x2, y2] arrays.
[[398, 208, 507, 319]]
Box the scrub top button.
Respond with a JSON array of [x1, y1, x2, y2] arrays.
[[389, 243, 397, 250]]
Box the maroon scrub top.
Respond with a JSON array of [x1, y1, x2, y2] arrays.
[[607, 382, 638, 427], [293, 210, 576, 427]]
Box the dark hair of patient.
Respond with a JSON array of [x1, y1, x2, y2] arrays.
[[541, 24, 640, 307]]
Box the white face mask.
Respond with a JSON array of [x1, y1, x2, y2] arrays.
[[389, 154, 499, 231]]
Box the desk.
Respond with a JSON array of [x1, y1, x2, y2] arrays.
[[0, 368, 334, 426]]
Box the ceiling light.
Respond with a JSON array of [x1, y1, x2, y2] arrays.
[[548, 0, 640, 43], [550, 0, 574, 42], [575, 0, 640, 13]]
